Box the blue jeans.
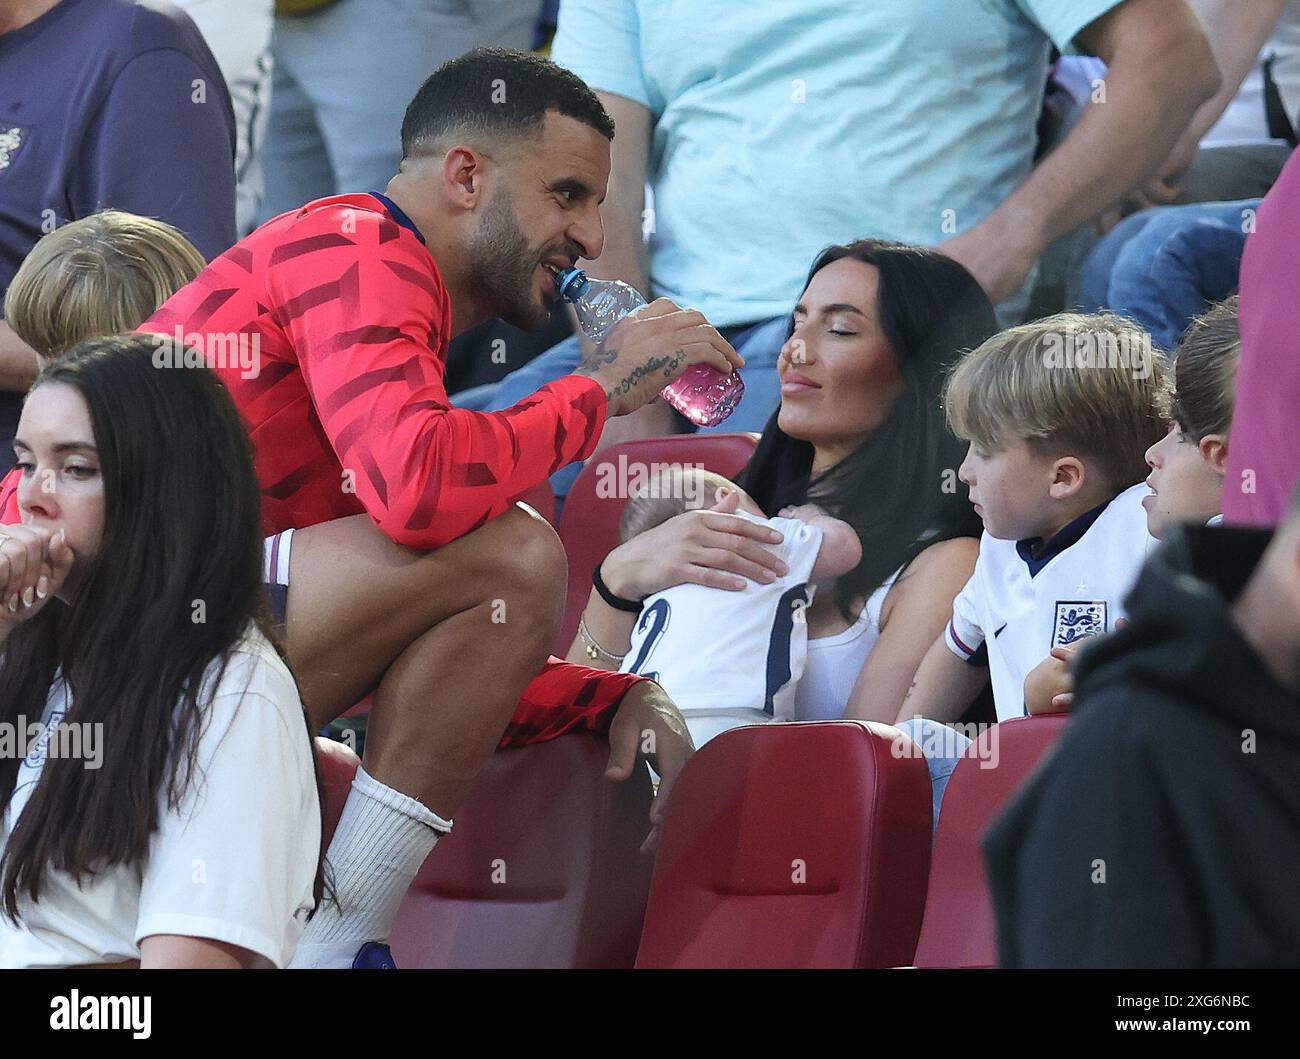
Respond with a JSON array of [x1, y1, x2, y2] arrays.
[[1078, 200, 1257, 352], [454, 315, 791, 501], [894, 717, 971, 835]]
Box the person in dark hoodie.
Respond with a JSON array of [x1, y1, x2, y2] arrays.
[[985, 490, 1300, 967]]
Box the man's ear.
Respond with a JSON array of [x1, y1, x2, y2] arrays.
[[1048, 456, 1086, 500], [1200, 433, 1230, 476], [441, 145, 488, 210]]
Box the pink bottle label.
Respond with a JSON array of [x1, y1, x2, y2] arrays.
[[660, 365, 745, 427]]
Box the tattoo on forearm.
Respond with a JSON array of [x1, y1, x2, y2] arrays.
[[576, 342, 620, 375], [606, 349, 686, 399]]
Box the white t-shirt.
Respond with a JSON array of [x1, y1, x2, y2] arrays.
[[0, 625, 319, 968], [944, 484, 1156, 721], [620, 514, 824, 744]]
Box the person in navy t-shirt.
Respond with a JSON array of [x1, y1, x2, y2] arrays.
[[0, 0, 237, 474]]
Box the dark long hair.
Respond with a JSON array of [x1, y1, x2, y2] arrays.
[[0, 335, 326, 919], [738, 240, 997, 619]]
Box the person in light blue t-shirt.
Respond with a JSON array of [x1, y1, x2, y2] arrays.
[[456, 0, 1219, 503]]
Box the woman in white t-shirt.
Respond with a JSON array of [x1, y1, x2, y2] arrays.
[[0, 334, 322, 968]]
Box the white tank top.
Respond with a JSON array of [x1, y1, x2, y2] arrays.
[[793, 567, 902, 721]]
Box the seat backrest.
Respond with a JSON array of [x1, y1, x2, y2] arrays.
[[634, 721, 933, 968], [912, 714, 1070, 968], [390, 733, 655, 968], [556, 433, 758, 653]]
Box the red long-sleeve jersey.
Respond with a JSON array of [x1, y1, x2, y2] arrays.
[[144, 193, 607, 546], [3, 193, 640, 745]]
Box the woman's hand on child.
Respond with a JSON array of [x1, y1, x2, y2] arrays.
[[601, 488, 788, 600], [0, 524, 74, 631]]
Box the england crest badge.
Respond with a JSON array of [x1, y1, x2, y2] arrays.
[[1053, 600, 1107, 647]]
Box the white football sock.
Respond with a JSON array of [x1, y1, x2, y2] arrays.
[[289, 766, 451, 969]]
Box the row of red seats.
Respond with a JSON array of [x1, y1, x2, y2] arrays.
[[318, 715, 1067, 968]]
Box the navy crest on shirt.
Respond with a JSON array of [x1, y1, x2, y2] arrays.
[[0, 126, 26, 171], [1052, 600, 1107, 646]]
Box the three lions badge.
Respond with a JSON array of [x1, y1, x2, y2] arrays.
[[1052, 600, 1108, 647]]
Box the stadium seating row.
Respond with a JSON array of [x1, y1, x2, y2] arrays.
[[318, 714, 1068, 969]]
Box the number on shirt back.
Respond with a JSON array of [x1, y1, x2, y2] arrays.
[[625, 598, 670, 683]]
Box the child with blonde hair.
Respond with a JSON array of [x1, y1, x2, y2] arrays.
[[900, 312, 1170, 725], [3, 210, 205, 359]]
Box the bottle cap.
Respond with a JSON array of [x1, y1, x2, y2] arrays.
[[555, 267, 590, 302]]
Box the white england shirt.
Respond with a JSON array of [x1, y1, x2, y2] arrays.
[[944, 483, 1157, 721], [620, 513, 825, 745], [0, 624, 319, 968]]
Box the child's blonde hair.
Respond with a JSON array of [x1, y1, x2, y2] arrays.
[[944, 312, 1171, 492], [618, 467, 739, 542], [3, 210, 205, 358]]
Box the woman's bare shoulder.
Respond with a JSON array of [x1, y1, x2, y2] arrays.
[[881, 536, 980, 623], [910, 535, 980, 573]]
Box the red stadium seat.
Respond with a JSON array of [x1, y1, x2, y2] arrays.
[[389, 732, 655, 968], [556, 433, 758, 653], [912, 715, 1070, 968], [634, 721, 933, 968], [315, 736, 361, 853], [340, 694, 371, 719]]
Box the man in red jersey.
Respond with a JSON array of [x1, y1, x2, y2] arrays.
[[0, 47, 771, 969], [177, 47, 756, 969]]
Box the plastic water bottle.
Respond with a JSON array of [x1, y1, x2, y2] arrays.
[[554, 267, 744, 427]]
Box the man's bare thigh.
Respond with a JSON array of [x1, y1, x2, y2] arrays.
[[282, 508, 546, 725]]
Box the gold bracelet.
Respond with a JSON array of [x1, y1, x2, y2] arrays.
[[578, 615, 626, 665]]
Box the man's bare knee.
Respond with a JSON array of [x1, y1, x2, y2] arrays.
[[476, 504, 567, 636]]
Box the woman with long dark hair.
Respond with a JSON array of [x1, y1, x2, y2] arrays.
[[0, 335, 321, 968], [570, 240, 997, 723]]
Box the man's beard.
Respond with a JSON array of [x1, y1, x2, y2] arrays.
[[467, 187, 551, 331]]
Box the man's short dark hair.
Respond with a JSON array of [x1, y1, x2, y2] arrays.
[[401, 47, 615, 157]]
